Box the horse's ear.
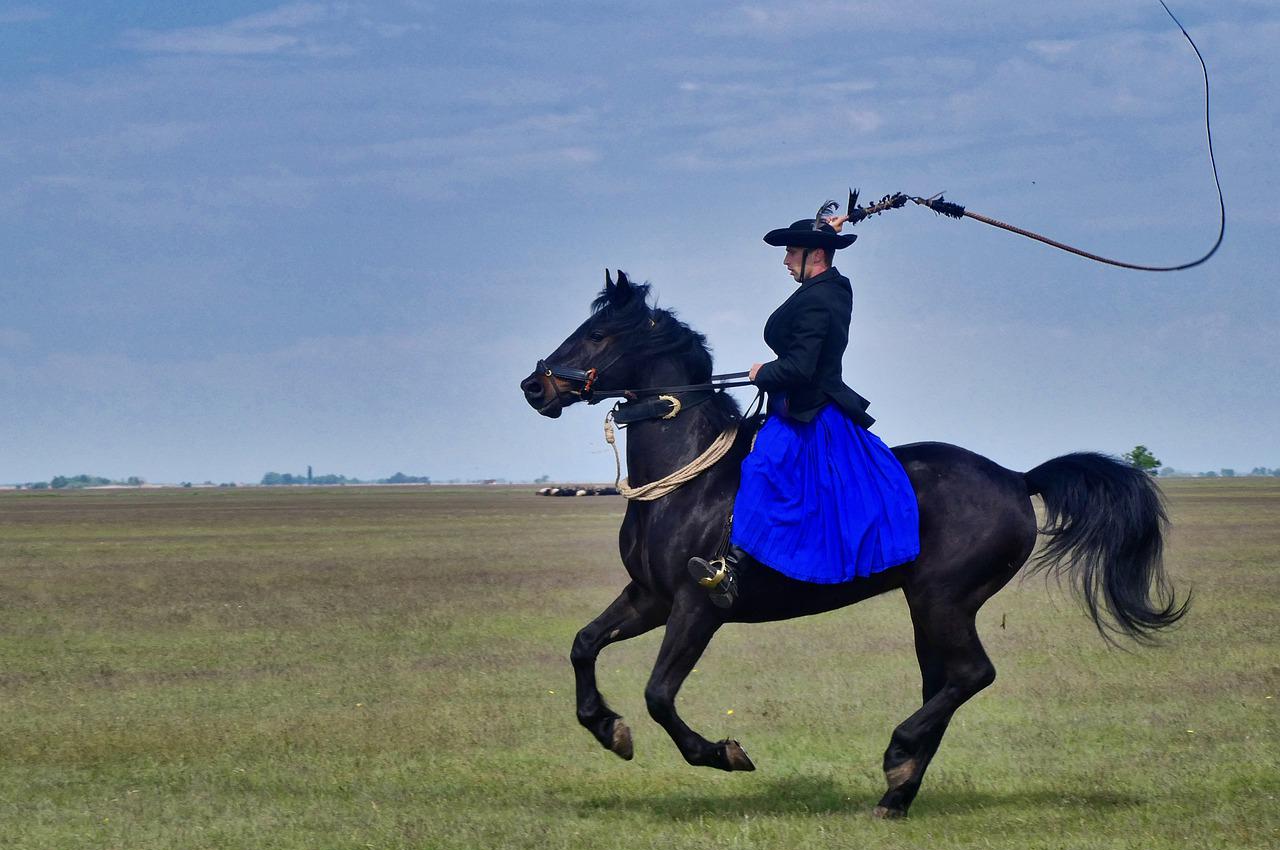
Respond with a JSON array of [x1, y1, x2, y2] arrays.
[[604, 268, 615, 292], [609, 272, 629, 302], [612, 270, 635, 305]]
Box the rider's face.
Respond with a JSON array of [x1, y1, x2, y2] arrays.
[[783, 246, 806, 281]]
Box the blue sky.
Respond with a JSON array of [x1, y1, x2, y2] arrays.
[[1, 1, 1276, 483]]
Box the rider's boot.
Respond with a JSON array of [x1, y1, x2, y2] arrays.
[[687, 545, 746, 609]]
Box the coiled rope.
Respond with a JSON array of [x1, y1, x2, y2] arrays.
[[604, 412, 739, 501]]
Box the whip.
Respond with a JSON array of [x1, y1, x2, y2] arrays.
[[835, 1, 1224, 273]]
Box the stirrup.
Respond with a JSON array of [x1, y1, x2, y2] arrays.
[[697, 557, 730, 589], [688, 554, 740, 609]]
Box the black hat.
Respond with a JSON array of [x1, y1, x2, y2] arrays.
[[763, 219, 857, 250]]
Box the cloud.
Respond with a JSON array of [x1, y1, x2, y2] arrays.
[[326, 108, 599, 165], [64, 121, 204, 158], [706, 0, 1177, 38], [1, 0, 1274, 483], [0, 327, 546, 482], [122, 1, 420, 58], [230, 2, 337, 30], [126, 30, 307, 57], [0, 329, 31, 348], [0, 6, 49, 25], [652, 11, 1266, 177], [8, 169, 345, 236]]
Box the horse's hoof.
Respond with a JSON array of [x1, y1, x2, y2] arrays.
[[722, 739, 756, 771], [872, 805, 907, 819], [609, 719, 634, 760]]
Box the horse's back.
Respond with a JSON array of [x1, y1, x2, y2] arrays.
[[891, 441, 1039, 597], [892, 440, 1028, 494]]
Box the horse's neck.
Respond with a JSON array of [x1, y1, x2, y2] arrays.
[[623, 362, 724, 488]]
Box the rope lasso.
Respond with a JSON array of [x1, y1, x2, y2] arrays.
[[840, 1, 1224, 273], [604, 411, 739, 501]]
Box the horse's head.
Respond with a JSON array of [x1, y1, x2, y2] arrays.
[[520, 270, 711, 418]]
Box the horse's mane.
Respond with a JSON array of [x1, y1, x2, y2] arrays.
[[591, 277, 742, 426]]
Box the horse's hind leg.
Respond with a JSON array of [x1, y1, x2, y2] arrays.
[[874, 607, 996, 818], [911, 615, 948, 704], [644, 595, 753, 771], [572, 582, 667, 759]]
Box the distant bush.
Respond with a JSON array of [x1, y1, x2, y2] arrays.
[[382, 472, 431, 484], [259, 471, 432, 486], [261, 471, 356, 486], [51, 474, 112, 489]]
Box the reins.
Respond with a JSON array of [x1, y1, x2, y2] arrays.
[[538, 356, 755, 405], [590, 371, 754, 402]]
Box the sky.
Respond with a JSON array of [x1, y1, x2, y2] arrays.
[[1, 1, 1277, 484]]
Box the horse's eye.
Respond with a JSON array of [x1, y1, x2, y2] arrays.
[[589, 331, 605, 342]]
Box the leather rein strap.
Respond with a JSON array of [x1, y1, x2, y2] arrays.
[[611, 390, 718, 425], [538, 358, 753, 404]]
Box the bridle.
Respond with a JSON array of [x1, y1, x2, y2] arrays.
[[535, 314, 754, 414], [536, 353, 752, 409], [534, 315, 765, 501], [536, 349, 628, 406]]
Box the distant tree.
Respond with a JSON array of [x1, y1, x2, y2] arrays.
[[310, 474, 352, 485], [534, 474, 550, 484], [262, 470, 356, 485], [49, 474, 112, 489], [1122, 445, 1162, 475], [383, 472, 430, 484], [126, 476, 143, 486], [1201, 471, 1218, 478], [1220, 468, 1235, 478]]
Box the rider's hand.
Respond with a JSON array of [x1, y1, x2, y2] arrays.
[[825, 214, 849, 233]]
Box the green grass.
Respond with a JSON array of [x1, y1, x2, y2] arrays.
[[0, 481, 1276, 849]]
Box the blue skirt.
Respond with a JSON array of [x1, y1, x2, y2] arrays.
[[730, 404, 920, 584]]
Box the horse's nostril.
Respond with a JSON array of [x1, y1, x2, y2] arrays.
[[521, 376, 544, 397]]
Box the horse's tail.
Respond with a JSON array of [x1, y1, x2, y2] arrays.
[[1023, 452, 1189, 644]]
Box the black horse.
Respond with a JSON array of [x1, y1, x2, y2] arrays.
[[519, 271, 1186, 818]]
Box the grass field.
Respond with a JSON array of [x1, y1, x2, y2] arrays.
[[0, 480, 1276, 849]]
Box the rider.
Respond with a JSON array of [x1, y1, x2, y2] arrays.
[[688, 209, 921, 607]]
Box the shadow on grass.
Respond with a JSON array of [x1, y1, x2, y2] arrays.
[[573, 775, 854, 819], [572, 775, 1143, 821], [911, 788, 1143, 818]]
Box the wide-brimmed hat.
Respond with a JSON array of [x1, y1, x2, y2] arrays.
[[763, 219, 857, 250]]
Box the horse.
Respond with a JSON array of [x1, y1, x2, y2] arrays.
[[518, 270, 1186, 818]]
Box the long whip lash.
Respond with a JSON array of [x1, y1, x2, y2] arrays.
[[848, 1, 1224, 272]]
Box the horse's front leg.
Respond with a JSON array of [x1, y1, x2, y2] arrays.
[[572, 582, 668, 760], [644, 592, 755, 771]]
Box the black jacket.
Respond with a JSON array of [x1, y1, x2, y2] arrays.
[[752, 267, 875, 428]]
